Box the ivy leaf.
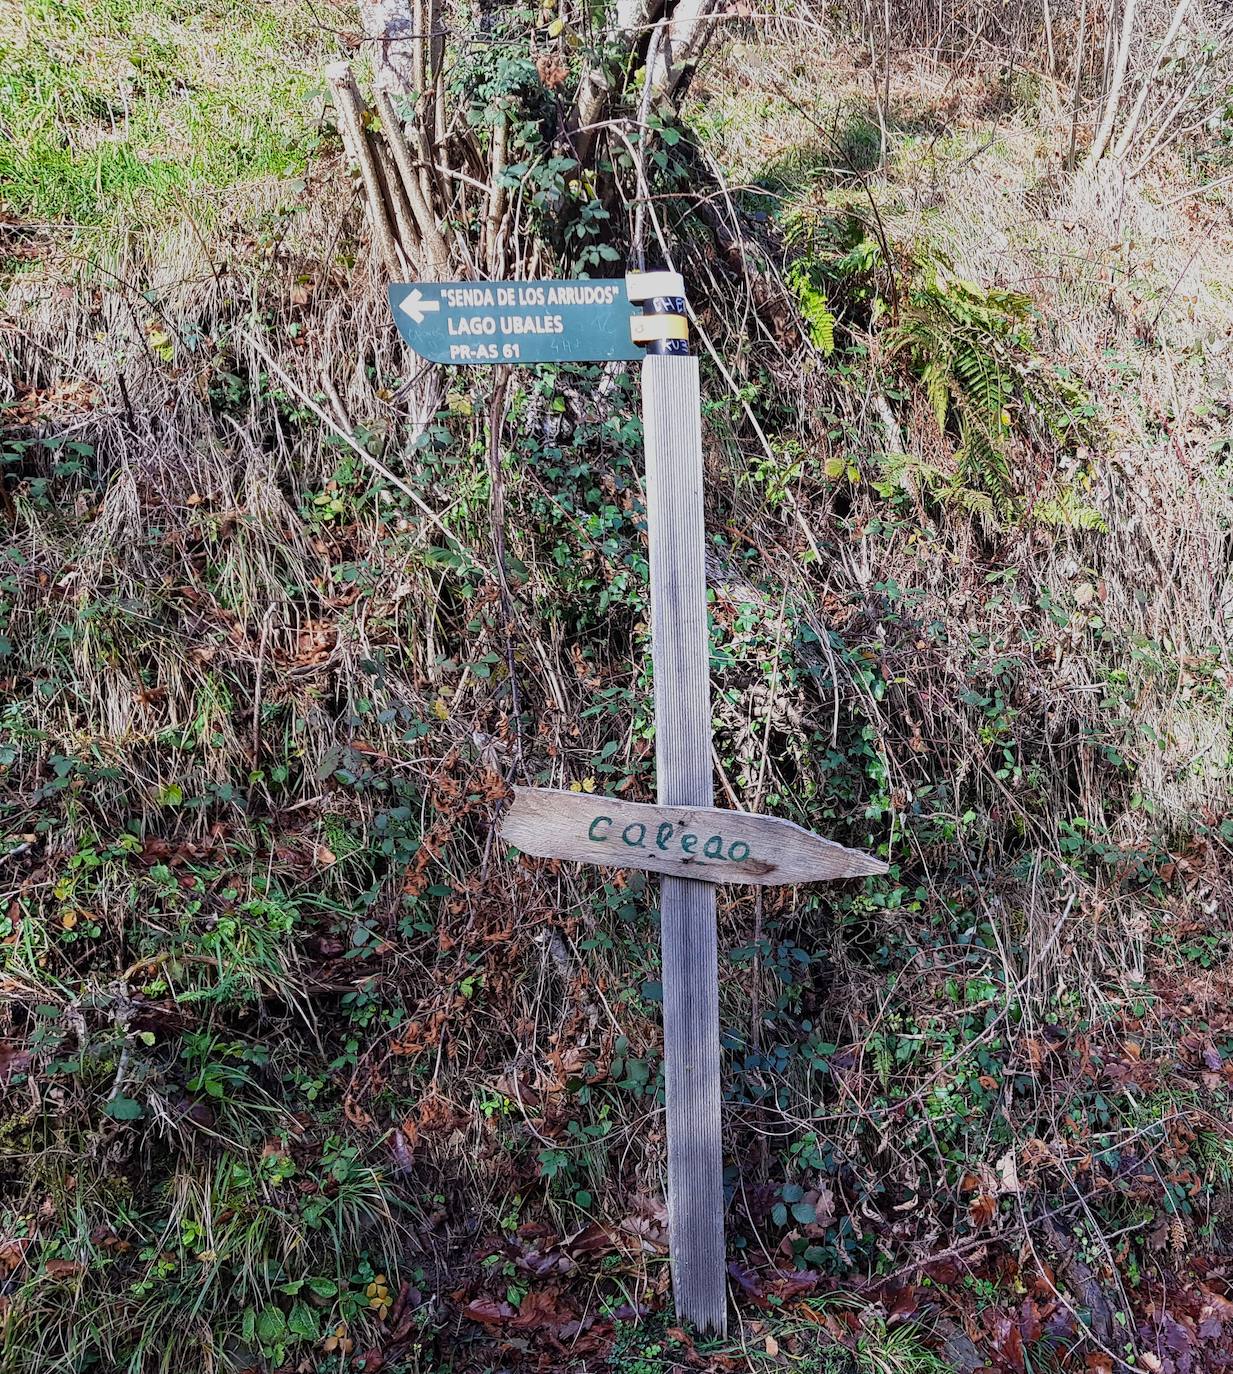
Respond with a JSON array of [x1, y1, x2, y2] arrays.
[[256, 1307, 286, 1343], [620, 1058, 650, 1089], [104, 1095, 143, 1121], [288, 1301, 318, 1341]]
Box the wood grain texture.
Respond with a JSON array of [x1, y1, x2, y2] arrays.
[[502, 787, 888, 885], [643, 354, 727, 1335], [325, 64, 401, 278]]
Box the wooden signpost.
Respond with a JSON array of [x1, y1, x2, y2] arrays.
[[502, 787, 887, 887], [390, 269, 886, 1335]]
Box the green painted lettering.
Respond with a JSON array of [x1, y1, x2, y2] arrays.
[[655, 822, 674, 851], [681, 833, 697, 854], [704, 834, 725, 859], [588, 815, 613, 842], [728, 840, 751, 862], [622, 822, 647, 848]]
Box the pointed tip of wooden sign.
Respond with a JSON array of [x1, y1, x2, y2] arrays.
[[501, 787, 888, 887]]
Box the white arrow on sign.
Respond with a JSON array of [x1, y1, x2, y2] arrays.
[[399, 288, 440, 325]]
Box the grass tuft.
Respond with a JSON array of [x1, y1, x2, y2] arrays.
[[0, 0, 331, 227]]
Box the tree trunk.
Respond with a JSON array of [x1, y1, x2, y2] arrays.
[[359, 0, 437, 95], [647, 0, 722, 99], [346, 1, 724, 281], [1110, 0, 1194, 163], [571, 0, 659, 163], [1082, 0, 1139, 171]]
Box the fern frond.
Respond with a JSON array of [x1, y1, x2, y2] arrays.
[[921, 359, 950, 431], [811, 305, 835, 355], [875, 446, 972, 506], [952, 338, 1008, 422], [876, 449, 950, 488], [882, 242, 1101, 527], [943, 484, 997, 523], [786, 259, 837, 355], [1032, 497, 1108, 531], [782, 208, 817, 252], [957, 413, 1015, 517]]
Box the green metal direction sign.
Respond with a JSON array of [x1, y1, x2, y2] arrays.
[[388, 280, 642, 365]]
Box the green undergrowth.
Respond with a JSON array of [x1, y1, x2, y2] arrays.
[[0, 0, 329, 227], [3, 334, 1231, 1367]]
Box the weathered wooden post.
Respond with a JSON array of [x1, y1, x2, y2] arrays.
[[389, 271, 887, 1336], [632, 273, 725, 1331]]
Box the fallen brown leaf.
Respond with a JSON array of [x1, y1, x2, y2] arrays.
[[44, 1259, 84, 1280]]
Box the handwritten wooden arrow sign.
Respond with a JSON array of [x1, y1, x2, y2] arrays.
[[501, 787, 887, 886]]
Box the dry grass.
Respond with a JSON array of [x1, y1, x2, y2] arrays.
[[689, 32, 1232, 1004]]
